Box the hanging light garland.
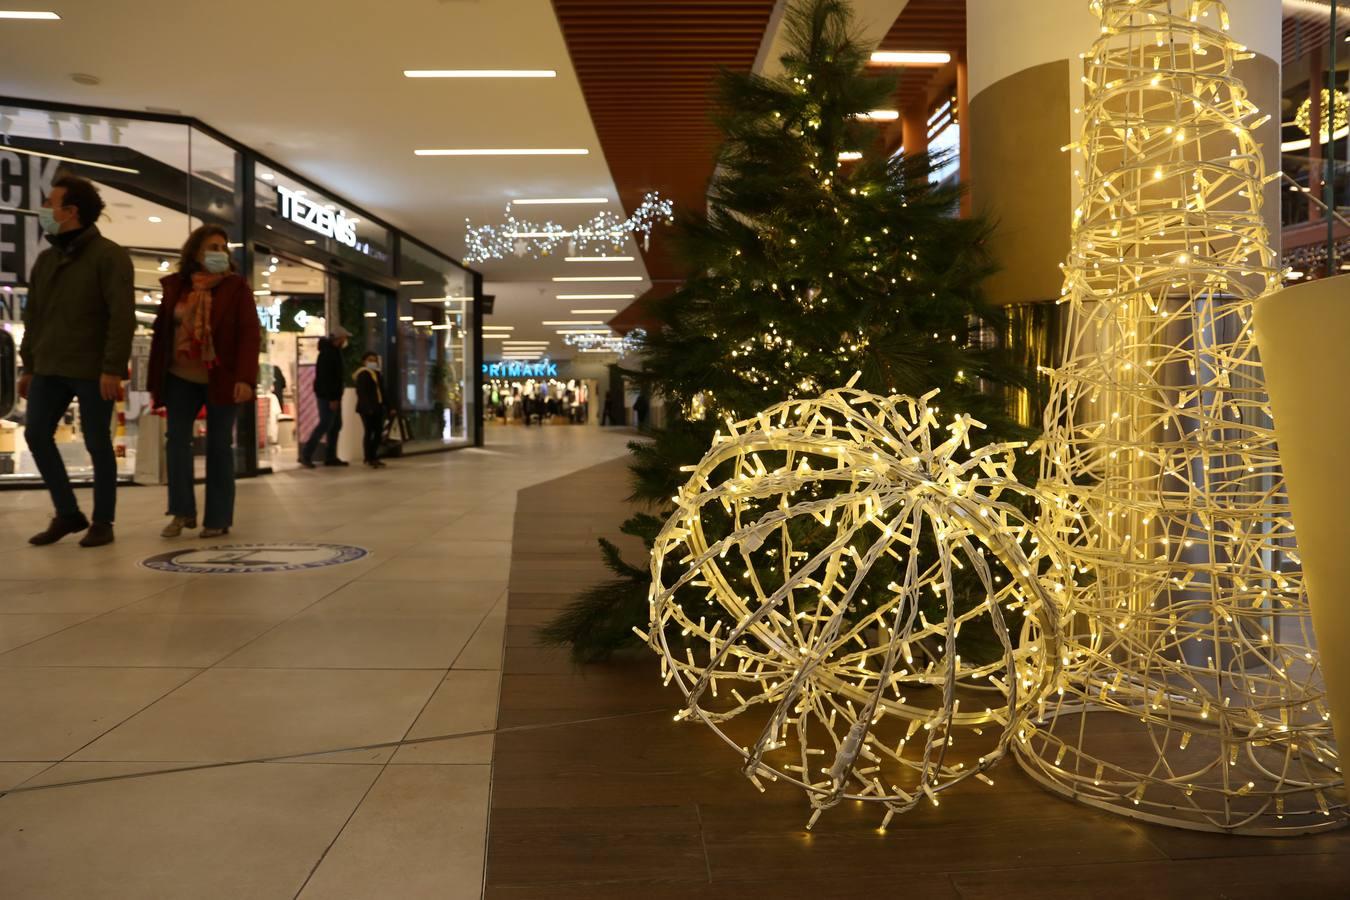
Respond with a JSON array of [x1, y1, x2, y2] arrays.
[[464, 193, 674, 263], [1295, 89, 1350, 142], [562, 328, 646, 355]]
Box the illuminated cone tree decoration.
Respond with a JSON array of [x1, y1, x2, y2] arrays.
[[1017, 0, 1343, 833]]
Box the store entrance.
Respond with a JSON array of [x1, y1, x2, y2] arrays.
[[254, 253, 329, 472]]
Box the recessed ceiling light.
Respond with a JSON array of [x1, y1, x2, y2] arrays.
[[147, 216, 162, 223], [414, 148, 589, 157], [70, 73, 100, 86], [412, 319, 433, 326], [565, 256, 633, 263], [399, 280, 425, 286], [557, 293, 636, 301], [398, 316, 414, 321], [870, 51, 951, 66], [570, 309, 618, 314], [253, 289, 272, 297], [858, 109, 900, 121], [512, 197, 608, 205], [542, 320, 603, 325], [838, 151, 863, 161], [0, 10, 60, 19], [364, 311, 378, 318], [260, 173, 275, 181], [482, 325, 514, 331], [404, 69, 556, 78], [552, 276, 642, 282]]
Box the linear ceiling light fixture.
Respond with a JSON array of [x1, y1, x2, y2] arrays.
[[570, 309, 618, 314], [857, 109, 901, 121], [1, 145, 139, 174], [557, 293, 636, 301], [404, 69, 556, 78], [838, 151, 863, 161], [565, 256, 634, 263], [552, 276, 643, 282], [542, 320, 603, 326], [0, 10, 60, 18], [415, 148, 588, 157], [870, 50, 952, 66], [512, 198, 608, 205]]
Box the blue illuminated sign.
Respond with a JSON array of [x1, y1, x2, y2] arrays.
[[482, 359, 559, 378]]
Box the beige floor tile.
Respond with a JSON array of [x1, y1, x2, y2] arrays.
[[119, 576, 349, 616], [453, 605, 507, 670], [303, 581, 505, 618], [0, 762, 54, 791], [391, 670, 501, 765], [0, 613, 95, 653], [73, 667, 442, 762], [0, 614, 280, 668], [363, 555, 513, 583], [396, 538, 512, 560], [0, 762, 380, 900], [219, 614, 482, 669], [0, 667, 198, 760], [297, 764, 490, 900], [0, 579, 177, 614]]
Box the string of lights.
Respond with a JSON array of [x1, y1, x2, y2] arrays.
[[1021, 0, 1342, 834], [562, 328, 645, 355], [464, 193, 674, 262]]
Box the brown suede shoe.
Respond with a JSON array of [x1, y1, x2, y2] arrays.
[[29, 513, 91, 546], [78, 522, 115, 548]]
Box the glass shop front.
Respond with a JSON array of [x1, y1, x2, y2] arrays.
[[0, 101, 481, 488]]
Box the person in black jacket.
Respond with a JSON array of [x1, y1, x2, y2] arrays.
[[300, 326, 349, 468], [354, 351, 386, 469]]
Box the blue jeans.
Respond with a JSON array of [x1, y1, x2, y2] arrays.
[[25, 374, 118, 523], [302, 398, 342, 463], [164, 374, 238, 529]]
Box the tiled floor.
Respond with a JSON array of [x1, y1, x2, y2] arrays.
[[0, 424, 633, 900]]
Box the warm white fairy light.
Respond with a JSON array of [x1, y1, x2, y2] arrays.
[[643, 0, 1344, 836], [562, 328, 645, 354], [464, 192, 674, 263], [646, 383, 1066, 829], [1022, 0, 1343, 835]]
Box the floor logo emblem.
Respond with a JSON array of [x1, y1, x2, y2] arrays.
[[141, 542, 369, 575]]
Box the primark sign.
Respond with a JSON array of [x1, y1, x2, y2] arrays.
[[482, 359, 559, 379], [276, 185, 375, 257]]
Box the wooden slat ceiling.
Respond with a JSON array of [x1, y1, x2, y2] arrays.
[[552, 0, 779, 282], [874, 0, 965, 112]]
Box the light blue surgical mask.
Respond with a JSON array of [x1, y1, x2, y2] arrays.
[[202, 250, 230, 274], [364, 359, 380, 371], [38, 207, 61, 235]]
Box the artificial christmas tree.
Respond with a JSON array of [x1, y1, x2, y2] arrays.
[[542, 0, 1034, 662]]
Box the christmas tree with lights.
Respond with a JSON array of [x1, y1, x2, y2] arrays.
[[542, 0, 1035, 661]]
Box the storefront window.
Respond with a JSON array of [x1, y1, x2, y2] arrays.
[[252, 252, 326, 471], [1, 107, 200, 484], [396, 240, 475, 449]]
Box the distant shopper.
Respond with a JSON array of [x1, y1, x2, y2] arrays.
[[354, 351, 386, 469], [19, 174, 134, 548], [149, 225, 260, 539], [633, 390, 650, 429], [300, 326, 350, 468], [270, 363, 286, 407]]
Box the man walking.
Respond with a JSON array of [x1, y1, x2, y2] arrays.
[[19, 174, 134, 547], [300, 326, 350, 468]]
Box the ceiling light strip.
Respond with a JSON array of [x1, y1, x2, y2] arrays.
[[404, 69, 556, 78], [552, 276, 643, 282], [0, 144, 139, 174], [415, 148, 589, 157], [512, 198, 609, 205]]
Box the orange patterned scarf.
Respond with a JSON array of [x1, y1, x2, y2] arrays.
[[177, 271, 223, 367]]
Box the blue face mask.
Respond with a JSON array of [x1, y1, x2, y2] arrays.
[[202, 250, 230, 274], [38, 207, 61, 235]]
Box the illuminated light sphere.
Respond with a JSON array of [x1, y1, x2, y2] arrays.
[[646, 385, 1067, 828], [1025, 0, 1344, 833]]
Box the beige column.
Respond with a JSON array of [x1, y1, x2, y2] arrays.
[[965, 0, 1282, 306]]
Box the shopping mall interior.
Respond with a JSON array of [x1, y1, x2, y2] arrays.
[[2, 1, 1350, 897]]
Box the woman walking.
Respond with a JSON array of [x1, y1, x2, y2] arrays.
[[149, 225, 260, 538], [354, 351, 387, 468]]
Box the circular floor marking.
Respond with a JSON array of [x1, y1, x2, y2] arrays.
[[141, 542, 369, 575]]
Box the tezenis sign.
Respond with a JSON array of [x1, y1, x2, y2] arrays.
[[276, 185, 360, 249]]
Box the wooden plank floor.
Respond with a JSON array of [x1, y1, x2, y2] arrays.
[[486, 456, 1350, 899]]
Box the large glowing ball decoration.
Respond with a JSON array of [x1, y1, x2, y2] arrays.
[[645, 386, 1068, 828]]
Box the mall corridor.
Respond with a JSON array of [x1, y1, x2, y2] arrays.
[[0, 426, 633, 899]]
